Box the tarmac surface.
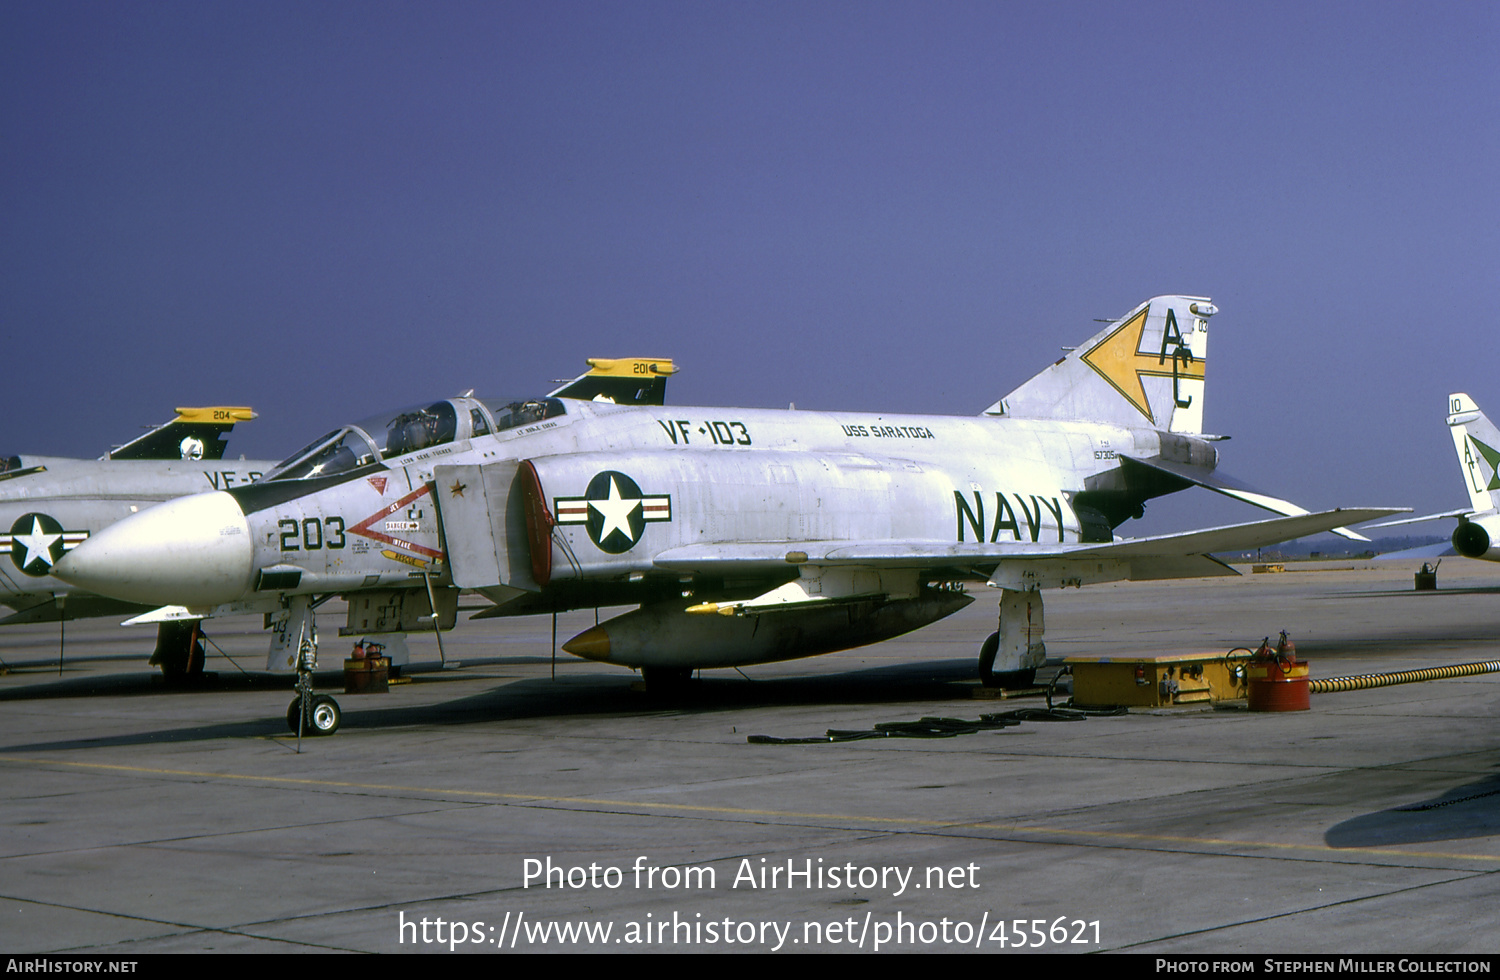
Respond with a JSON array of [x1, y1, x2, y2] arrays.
[[2, 558, 1498, 955]]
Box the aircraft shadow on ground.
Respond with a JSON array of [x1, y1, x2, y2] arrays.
[[0, 656, 559, 703], [0, 668, 297, 702], [1286, 623, 1500, 661], [1314, 585, 1500, 600], [0, 657, 1006, 752], [1324, 771, 1500, 848]]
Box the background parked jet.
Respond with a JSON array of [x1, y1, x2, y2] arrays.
[[1364, 393, 1500, 561], [0, 406, 268, 675], [54, 296, 1399, 730]]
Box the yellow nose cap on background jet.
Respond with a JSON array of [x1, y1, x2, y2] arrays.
[[561, 626, 612, 661], [52, 491, 255, 607]]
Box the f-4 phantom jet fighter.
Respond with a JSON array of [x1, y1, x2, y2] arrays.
[[1365, 393, 1500, 561], [54, 298, 1399, 714]]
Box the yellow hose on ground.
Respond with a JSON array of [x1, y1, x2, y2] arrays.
[[1309, 660, 1500, 694]]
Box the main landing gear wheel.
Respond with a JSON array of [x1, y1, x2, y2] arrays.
[[287, 695, 342, 735], [976, 632, 1035, 690], [151, 621, 206, 679]]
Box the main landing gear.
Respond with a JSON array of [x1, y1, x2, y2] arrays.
[[151, 620, 206, 680], [977, 588, 1045, 689], [977, 632, 1036, 689]]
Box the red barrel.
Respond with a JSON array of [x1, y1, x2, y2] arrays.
[[344, 655, 390, 694], [1247, 658, 1310, 711]]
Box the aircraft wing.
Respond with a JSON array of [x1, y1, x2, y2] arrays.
[[1122, 455, 1373, 542], [650, 507, 1403, 613], [652, 508, 1404, 573]]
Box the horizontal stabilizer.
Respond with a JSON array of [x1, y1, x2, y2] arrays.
[[1123, 455, 1372, 541], [1364, 508, 1473, 529]]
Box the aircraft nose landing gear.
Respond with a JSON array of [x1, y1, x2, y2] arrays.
[[279, 595, 342, 740]]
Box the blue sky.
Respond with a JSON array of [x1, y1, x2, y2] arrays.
[[3, 1, 1496, 535]]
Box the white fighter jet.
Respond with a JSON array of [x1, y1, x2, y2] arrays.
[[52, 297, 1400, 730]]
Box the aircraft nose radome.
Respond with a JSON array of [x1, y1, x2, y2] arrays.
[[52, 491, 255, 607]]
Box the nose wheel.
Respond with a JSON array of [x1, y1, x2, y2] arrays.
[[286, 694, 342, 736]]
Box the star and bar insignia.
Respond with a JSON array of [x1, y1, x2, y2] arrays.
[[554, 471, 671, 553], [1, 513, 89, 577]]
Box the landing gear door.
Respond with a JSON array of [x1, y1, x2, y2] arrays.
[[432, 461, 539, 592], [267, 596, 317, 672]]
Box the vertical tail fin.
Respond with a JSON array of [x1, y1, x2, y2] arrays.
[[106, 407, 256, 461], [1448, 393, 1500, 515], [548, 358, 678, 405], [984, 296, 1217, 433]]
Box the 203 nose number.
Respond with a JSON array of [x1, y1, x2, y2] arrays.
[[278, 517, 346, 551]]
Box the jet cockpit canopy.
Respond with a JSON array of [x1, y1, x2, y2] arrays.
[[260, 396, 568, 482]]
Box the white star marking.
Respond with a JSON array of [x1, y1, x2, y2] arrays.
[[588, 476, 642, 545], [15, 517, 62, 570]]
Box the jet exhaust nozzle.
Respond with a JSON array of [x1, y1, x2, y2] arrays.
[[1452, 518, 1497, 560]]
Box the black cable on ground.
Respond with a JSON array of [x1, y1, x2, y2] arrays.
[[747, 706, 1127, 744], [1396, 787, 1500, 811]]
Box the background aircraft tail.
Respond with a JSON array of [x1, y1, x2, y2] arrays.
[[1448, 393, 1500, 515], [106, 407, 255, 462], [548, 357, 677, 405], [983, 295, 1217, 434]]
